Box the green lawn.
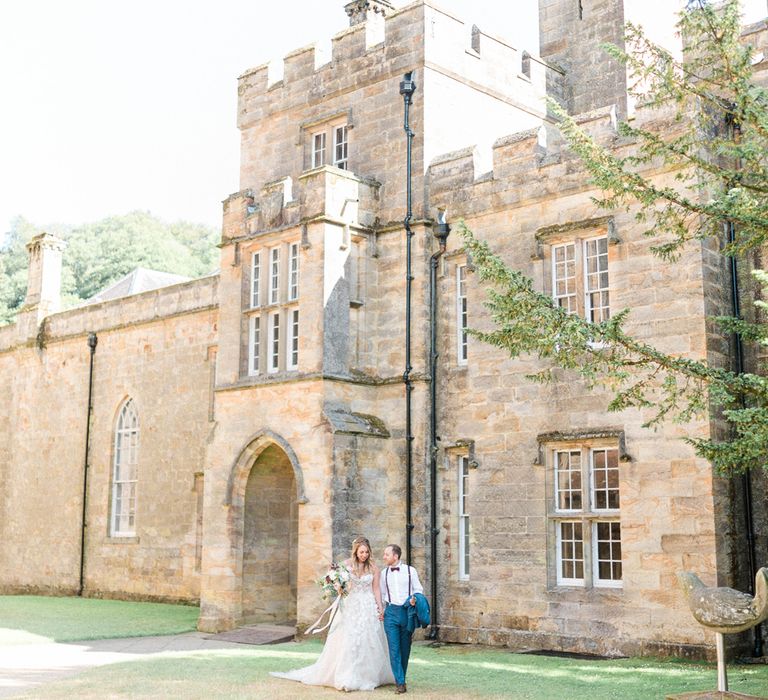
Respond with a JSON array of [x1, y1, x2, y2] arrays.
[[13, 639, 768, 700], [0, 595, 199, 644], [2, 597, 766, 698]]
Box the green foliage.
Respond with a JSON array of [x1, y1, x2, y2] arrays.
[[551, 0, 768, 260], [461, 0, 768, 474], [0, 211, 219, 324]]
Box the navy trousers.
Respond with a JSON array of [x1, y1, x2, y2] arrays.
[[383, 603, 412, 686]]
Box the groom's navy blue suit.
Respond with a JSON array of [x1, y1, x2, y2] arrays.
[[380, 563, 424, 687]]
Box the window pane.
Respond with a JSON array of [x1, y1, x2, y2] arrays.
[[270, 313, 280, 372], [556, 450, 582, 510], [249, 316, 260, 376], [552, 243, 576, 314], [251, 252, 261, 307], [591, 448, 620, 511], [288, 309, 299, 370], [558, 521, 584, 583], [111, 399, 139, 536], [457, 265, 468, 364], [270, 247, 280, 304], [584, 236, 610, 323], [288, 243, 299, 301], [459, 456, 470, 579], [312, 132, 326, 168], [333, 125, 348, 169], [594, 521, 622, 583]]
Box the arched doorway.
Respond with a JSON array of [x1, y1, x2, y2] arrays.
[[242, 443, 298, 624]]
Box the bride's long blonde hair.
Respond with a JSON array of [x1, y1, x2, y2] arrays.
[[350, 536, 372, 575]]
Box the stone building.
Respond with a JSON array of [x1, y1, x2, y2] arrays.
[[1, 0, 766, 659]]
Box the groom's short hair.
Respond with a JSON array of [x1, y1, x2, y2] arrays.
[[387, 544, 402, 559]]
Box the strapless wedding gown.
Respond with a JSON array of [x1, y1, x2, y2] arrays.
[[270, 572, 395, 691]]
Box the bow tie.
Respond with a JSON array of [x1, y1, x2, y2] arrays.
[[390, 566, 400, 572]]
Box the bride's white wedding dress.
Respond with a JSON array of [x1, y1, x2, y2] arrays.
[[270, 572, 395, 691]]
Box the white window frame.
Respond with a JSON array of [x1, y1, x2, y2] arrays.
[[549, 235, 611, 323], [552, 242, 577, 314], [268, 311, 280, 373], [589, 447, 620, 513], [551, 445, 622, 589], [110, 399, 139, 537], [248, 315, 261, 376], [592, 520, 623, 588], [456, 264, 468, 366], [251, 252, 261, 308], [287, 309, 299, 371], [554, 450, 582, 513], [333, 125, 348, 170], [288, 242, 300, 301], [458, 455, 470, 580], [556, 520, 586, 586], [312, 131, 326, 168], [583, 236, 610, 323], [269, 246, 280, 305]]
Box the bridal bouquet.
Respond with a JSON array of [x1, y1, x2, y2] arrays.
[[306, 562, 352, 635], [318, 562, 351, 601]]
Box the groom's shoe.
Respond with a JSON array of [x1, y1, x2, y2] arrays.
[[394, 684, 406, 694]]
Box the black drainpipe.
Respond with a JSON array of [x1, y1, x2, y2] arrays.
[[725, 220, 762, 657], [400, 71, 416, 564], [78, 332, 98, 596], [428, 213, 450, 640]]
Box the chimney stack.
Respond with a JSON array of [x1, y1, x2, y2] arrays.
[[18, 232, 67, 338], [344, 0, 394, 27]]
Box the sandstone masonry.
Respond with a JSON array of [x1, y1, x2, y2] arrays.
[[1, 0, 766, 660]]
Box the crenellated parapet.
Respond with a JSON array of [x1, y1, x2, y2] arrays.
[[237, 0, 547, 130], [426, 104, 625, 218], [425, 95, 710, 224], [223, 165, 381, 244]]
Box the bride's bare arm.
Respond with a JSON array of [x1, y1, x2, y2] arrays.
[[371, 564, 384, 612], [342, 558, 355, 593]]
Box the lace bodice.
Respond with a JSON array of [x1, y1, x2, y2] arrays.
[[347, 572, 374, 597]]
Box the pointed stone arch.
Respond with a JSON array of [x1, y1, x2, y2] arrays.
[[225, 429, 308, 508]]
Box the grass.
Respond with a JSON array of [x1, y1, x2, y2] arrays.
[[2, 597, 766, 698], [0, 595, 199, 644], [12, 639, 768, 700]]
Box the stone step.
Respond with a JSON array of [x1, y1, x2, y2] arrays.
[[204, 624, 296, 645]]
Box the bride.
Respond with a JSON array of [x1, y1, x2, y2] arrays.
[[270, 537, 395, 691]]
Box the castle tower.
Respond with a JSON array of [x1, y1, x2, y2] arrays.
[[539, 0, 682, 117], [539, 0, 629, 115]]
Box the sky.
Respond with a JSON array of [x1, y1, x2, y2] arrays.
[[0, 0, 765, 237]]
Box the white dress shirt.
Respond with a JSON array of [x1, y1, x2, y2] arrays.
[[380, 563, 424, 606]]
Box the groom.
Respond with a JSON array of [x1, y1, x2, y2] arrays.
[[380, 544, 424, 694]]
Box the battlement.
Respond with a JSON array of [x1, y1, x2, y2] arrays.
[[427, 104, 622, 214], [223, 165, 381, 244], [237, 0, 546, 129]]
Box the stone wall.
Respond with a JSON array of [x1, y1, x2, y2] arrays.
[[0, 277, 218, 602], [539, 0, 628, 116], [421, 102, 762, 657], [2, 0, 767, 661]]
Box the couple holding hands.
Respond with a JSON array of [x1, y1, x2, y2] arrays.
[[271, 537, 427, 694]]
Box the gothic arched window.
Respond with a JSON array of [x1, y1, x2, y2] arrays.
[[110, 399, 139, 537]]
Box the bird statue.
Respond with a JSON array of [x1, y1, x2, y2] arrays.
[[677, 567, 768, 634], [676, 567, 768, 694]]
